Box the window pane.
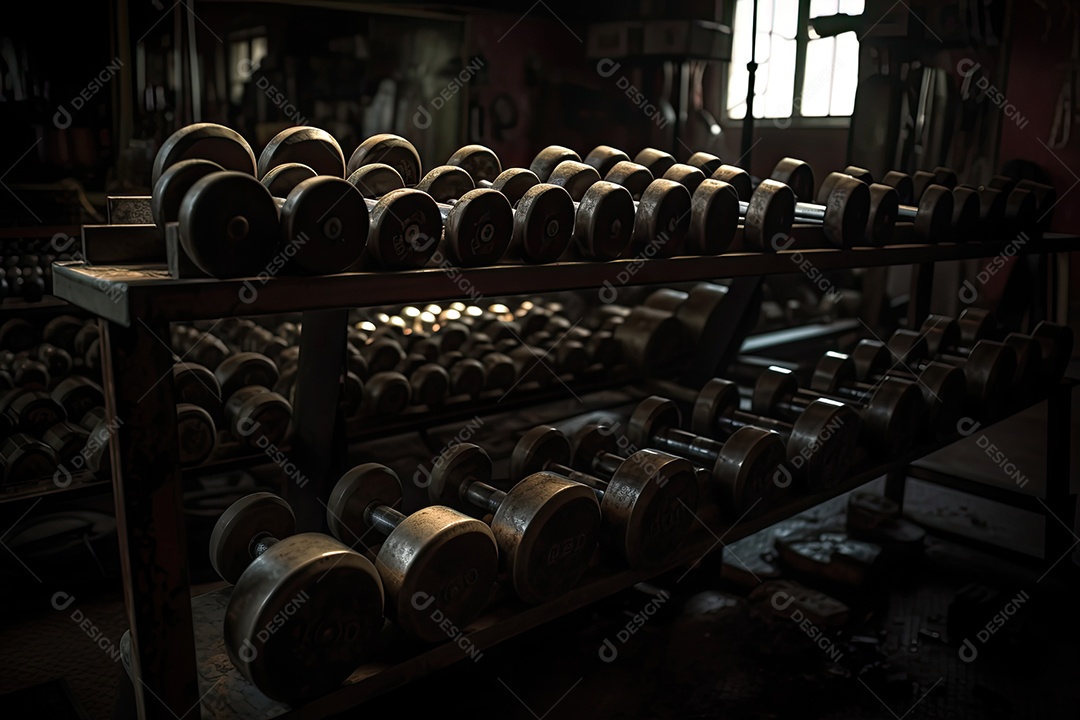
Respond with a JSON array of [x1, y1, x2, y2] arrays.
[[727, 0, 799, 119], [800, 37, 834, 117], [839, 0, 865, 14], [830, 31, 859, 115], [809, 0, 839, 18]]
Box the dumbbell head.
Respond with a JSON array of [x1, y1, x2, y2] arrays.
[[548, 160, 601, 203], [1015, 180, 1056, 232], [446, 144, 502, 183], [445, 190, 514, 267], [662, 164, 707, 195], [633, 179, 692, 257], [347, 164, 442, 270], [258, 126, 346, 179], [215, 352, 279, 400], [743, 180, 797, 251], [573, 181, 635, 260], [511, 183, 575, 264], [261, 162, 317, 197], [604, 160, 654, 200], [630, 395, 785, 513], [1002, 332, 1044, 403], [0, 319, 40, 352], [771, 157, 815, 202], [957, 307, 995, 346], [488, 167, 542, 206], [881, 171, 915, 205], [50, 376, 105, 422], [278, 177, 369, 274], [1, 433, 59, 484], [710, 165, 752, 202], [428, 443, 600, 604], [692, 378, 860, 493], [173, 362, 223, 418], [571, 424, 699, 568], [913, 185, 954, 243], [42, 315, 83, 354], [348, 133, 422, 185], [178, 171, 281, 278], [688, 179, 740, 255], [151, 158, 224, 229], [583, 145, 631, 177], [530, 146, 581, 182], [176, 403, 217, 467], [952, 187, 982, 241], [612, 306, 687, 376], [633, 148, 676, 177], [151, 123, 257, 187], [1031, 321, 1074, 386], [327, 463, 497, 641], [223, 386, 292, 448], [360, 371, 412, 416], [961, 340, 1019, 418], [686, 151, 724, 177], [2, 389, 66, 435], [644, 283, 728, 345], [209, 492, 384, 702]]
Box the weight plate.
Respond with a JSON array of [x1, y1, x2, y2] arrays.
[[632, 179, 690, 258], [816, 171, 847, 207], [881, 171, 914, 206], [511, 183, 574, 264], [216, 352, 279, 400], [850, 340, 890, 381], [1032, 320, 1074, 385], [605, 161, 654, 201], [529, 146, 581, 182], [176, 403, 217, 467], [584, 145, 631, 177], [224, 532, 383, 702], [957, 308, 995, 345], [347, 163, 405, 199], [347, 134, 422, 185], [367, 189, 442, 270], [913, 361, 966, 441], [711, 426, 786, 515], [427, 443, 493, 509], [416, 165, 476, 203], [843, 166, 874, 183], [751, 368, 799, 416], [151, 159, 224, 229], [568, 423, 619, 469], [606, 449, 698, 568], [326, 463, 403, 542], [866, 183, 898, 246], [152, 123, 256, 186], [612, 306, 685, 375], [963, 340, 1017, 419], [861, 377, 923, 456], [809, 352, 856, 395], [258, 126, 345, 179], [490, 168, 540, 206], [442, 188, 513, 267], [771, 157, 814, 202], [744, 180, 796, 251], [548, 161, 602, 203], [447, 144, 502, 184], [280, 176, 369, 274], [511, 426, 570, 482], [952, 187, 981, 242], [628, 396, 681, 448], [178, 172, 281, 278], [380, 505, 497, 641], [632, 148, 676, 177], [409, 363, 450, 407], [574, 181, 635, 261], [209, 492, 295, 585], [675, 283, 728, 343], [362, 371, 411, 415], [914, 184, 954, 243], [788, 399, 861, 493], [689, 179, 739, 255], [1004, 187, 1038, 237], [710, 165, 752, 202], [822, 175, 869, 248], [493, 471, 600, 603], [690, 378, 740, 436], [51, 376, 105, 421], [261, 162, 317, 198], [662, 163, 706, 195], [687, 151, 723, 177]]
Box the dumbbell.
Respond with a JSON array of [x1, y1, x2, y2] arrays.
[[946, 310, 1042, 404], [956, 308, 1074, 395], [1, 388, 67, 437], [444, 147, 575, 264], [641, 283, 731, 348], [626, 396, 788, 513], [844, 342, 967, 441], [348, 134, 516, 267], [326, 463, 498, 640], [514, 149, 635, 261], [648, 378, 862, 492], [1, 432, 58, 485], [425, 442, 601, 603], [893, 324, 1014, 419], [50, 376, 105, 423], [913, 314, 1024, 403], [0, 318, 40, 353], [752, 366, 923, 457], [509, 424, 697, 568], [209, 492, 384, 703], [535, 146, 690, 259], [172, 354, 291, 449], [596, 148, 742, 256]]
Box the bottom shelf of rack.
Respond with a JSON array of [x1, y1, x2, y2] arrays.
[[181, 463, 902, 719]]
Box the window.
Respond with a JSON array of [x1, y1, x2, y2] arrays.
[[229, 32, 268, 104], [726, 0, 864, 120]]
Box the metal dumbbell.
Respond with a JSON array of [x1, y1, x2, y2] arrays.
[[844, 341, 967, 441], [1, 432, 58, 485], [209, 492, 384, 702], [752, 366, 923, 457], [510, 424, 698, 568], [955, 308, 1074, 396], [889, 327, 1016, 420], [326, 463, 498, 640], [649, 378, 862, 492], [585, 148, 744, 255], [627, 396, 788, 513], [444, 147, 576, 264], [425, 442, 601, 603]]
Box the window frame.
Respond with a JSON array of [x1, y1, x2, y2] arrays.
[[721, 0, 860, 128]]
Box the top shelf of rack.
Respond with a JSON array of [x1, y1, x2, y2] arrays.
[[51, 232, 1080, 326]]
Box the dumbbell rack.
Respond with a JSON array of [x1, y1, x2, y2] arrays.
[[49, 230, 1079, 720]]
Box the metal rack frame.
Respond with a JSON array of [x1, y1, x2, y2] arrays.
[[48, 232, 1078, 719]]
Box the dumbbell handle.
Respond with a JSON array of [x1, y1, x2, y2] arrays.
[[541, 460, 608, 502], [715, 410, 792, 441], [826, 382, 877, 403], [366, 504, 406, 536], [463, 481, 506, 515], [251, 536, 279, 559], [650, 426, 725, 467]]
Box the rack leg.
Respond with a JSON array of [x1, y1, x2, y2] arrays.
[[102, 319, 199, 720], [290, 308, 349, 532]]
